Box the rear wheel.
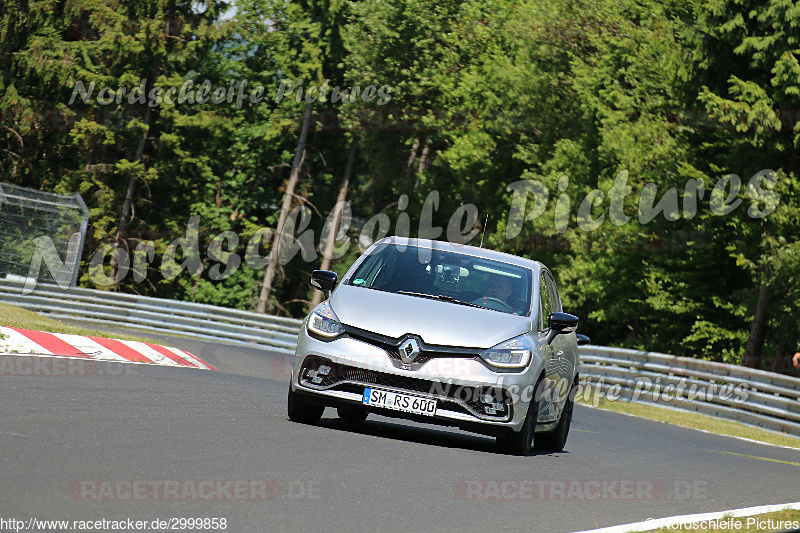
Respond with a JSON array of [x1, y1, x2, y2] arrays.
[[337, 405, 368, 423], [287, 385, 324, 424], [497, 376, 544, 456], [534, 379, 576, 452]]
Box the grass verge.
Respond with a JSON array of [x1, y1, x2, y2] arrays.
[[578, 396, 800, 449], [644, 508, 800, 532], [0, 302, 156, 344]]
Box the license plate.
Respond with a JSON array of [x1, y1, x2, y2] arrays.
[[362, 388, 437, 416]]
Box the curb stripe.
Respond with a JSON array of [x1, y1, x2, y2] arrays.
[[144, 343, 195, 367], [15, 328, 91, 358], [49, 333, 127, 362], [117, 340, 179, 367], [0, 327, 212, 371], [1, 328, 54, 354], [166, 346, 216, 370], [89, 337, 153, 363]]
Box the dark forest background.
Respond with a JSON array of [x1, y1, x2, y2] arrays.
[[2, 0, 799, 372]]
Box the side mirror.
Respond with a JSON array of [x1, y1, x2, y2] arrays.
[[576, 334, 591, 346], [546, 311, 579, 344], [311, 270, 338, 298]]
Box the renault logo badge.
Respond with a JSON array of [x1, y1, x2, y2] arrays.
[[399, 338, 421, 364]]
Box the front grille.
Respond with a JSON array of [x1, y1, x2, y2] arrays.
[[300, 356, 512, 421], [343, 325, 483, 370]]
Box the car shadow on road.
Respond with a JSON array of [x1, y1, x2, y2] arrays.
[[314, 414, 557, 457]]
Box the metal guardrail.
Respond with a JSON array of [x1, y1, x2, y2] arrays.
[[0, 278, 303, 354], [1, 278, 798, 436], [580, 345, 800, 436]]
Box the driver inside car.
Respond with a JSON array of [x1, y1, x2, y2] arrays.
[[473, 274, 513, 308]]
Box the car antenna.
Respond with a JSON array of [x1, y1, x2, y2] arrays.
[[479, 214, 489, 248]]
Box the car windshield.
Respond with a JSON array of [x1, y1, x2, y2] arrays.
[[348, 244, 532, 315]]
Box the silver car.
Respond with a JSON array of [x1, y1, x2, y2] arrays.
[[288, 237, 586, 455]]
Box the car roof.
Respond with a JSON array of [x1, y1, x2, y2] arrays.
[[376, 237, 543, 272]]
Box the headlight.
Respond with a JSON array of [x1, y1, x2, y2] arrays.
[[480, 335, 532, 368], [307, 301, 344, 338]]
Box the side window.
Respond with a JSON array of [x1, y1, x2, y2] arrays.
[[538, 272, 551, 331], [545, 272, 562, 313]]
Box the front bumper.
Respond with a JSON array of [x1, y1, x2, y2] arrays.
[[291, 327, 544, 436]]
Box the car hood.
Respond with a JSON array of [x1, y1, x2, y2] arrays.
[[329, 284, 531, 349]]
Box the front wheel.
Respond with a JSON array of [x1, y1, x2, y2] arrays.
[[534, 379, 576, 452], [497, 376, 544, 456], [287, 385, 324, 424]]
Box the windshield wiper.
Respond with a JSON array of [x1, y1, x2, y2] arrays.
[[357, 285, 393, 293], [397, 291, 482, 308]]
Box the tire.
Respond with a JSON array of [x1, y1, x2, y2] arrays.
[[497, 376, 544, 456], [534, 379, 576, 452], [337, 405, 368, 423], [287, 385, 324, 424]]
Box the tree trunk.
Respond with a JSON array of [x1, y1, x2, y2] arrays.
[[415, 136, 430, 188], [404, 137, 420, 184], [111, 105, 151, 287], [309, 138, 358, 309], [256, 105, 314, 313], [772, 323, 794, 374], [116, 105, 151, 245], [742, 284, 771, 369]]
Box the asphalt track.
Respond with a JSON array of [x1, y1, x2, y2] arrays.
[[1, 332, 798, 532]]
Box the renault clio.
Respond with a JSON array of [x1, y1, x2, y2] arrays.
[[287, 237, 585, 455]]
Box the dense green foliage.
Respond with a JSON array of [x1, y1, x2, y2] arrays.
[[1, 0, 798, 371]]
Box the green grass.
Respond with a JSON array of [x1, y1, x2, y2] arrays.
[[644, 509, 800, 532], [0, 302, 157, 344], [580, 396, 800, 449]]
